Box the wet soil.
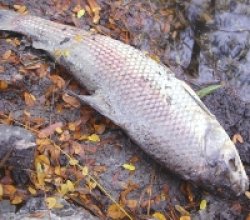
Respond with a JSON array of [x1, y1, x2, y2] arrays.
[[0, 0, 249, 219]]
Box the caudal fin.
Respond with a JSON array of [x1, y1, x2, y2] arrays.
[[0, 10, 19, 31]]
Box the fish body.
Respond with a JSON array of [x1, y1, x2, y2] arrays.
[[0, 10, 248, 195]]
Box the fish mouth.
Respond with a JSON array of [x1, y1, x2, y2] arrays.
[[220, 141, 249, 195]]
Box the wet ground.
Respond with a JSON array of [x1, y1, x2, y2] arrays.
[[0, 0, 250, 219]]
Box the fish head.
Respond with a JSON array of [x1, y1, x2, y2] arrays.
[[202, 124, 249, 195]]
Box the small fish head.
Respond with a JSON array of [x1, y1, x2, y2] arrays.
[[202, 125, 249, 195]]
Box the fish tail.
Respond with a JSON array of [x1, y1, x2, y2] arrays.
[[0, 10, 19, 31]]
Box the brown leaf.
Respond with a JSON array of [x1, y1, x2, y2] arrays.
[[62, 93, 81, 108], [50, 75, 65, 89], [94, 124, 105, 134], [24, 92, 36, 107], [0, 81, 8, 90], [38, 122, 63, 138], [107, 204, 126, 219], [2, 50, 12, 60], [3, 185, 17, 196]]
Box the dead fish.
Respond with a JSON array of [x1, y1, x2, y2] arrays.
[[0, 10, 248, 195]]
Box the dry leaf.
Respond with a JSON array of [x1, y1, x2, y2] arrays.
[[28, 186, 37, 195], [3, 185, 17, 196], [200, 199, 207, 210], [245, 191, 250, 199], [38, 122, 63, 138], [122, 163, 135, 171], [45, 197, 57, 209], [94, 124, 105, 134], [50, 75, 65, 89], [2, 50, 12, 60], [24, 92, 36, 107], [175, 205, 190, 216], [77, 9, 85, 18], [88, 134, 100, 142], [62, 93, 81, 108], [180, 216, 191, 220], [107, 204, 126, 220], [232, 133, 244, 144], [69, 158, 79, 166], [152, 212, 166, 220], [82, 166, 89, 176], [0, 184, 3, 197], [66, 180, 75, 192], [11, 194, 23, 204], [0, 81, 8, 90], [126, 200, 137, 209]]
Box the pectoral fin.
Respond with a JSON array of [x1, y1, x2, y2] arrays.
[[67, 90, 118, 121]]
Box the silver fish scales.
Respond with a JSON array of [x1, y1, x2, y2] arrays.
[[0, 9, 248, 195]]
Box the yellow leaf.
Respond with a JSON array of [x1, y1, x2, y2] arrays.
[[77, 9, 85, 18], [58, 183, 68, 195], [55, 127, 63, 134], [0, 184, 3, 197], [107, 203, 126, 219], [175, 205, 190, 216], [28, 186, 37, 195], [35, 155, 50, 166], [122, 163, 135, 171], [200, 199, 207, 210], [245, 191, 250, 199], [180, 216, 191, 220], [152, 212, 166, 220], [88, 180, 97, 190], [88, 134, 100, 142], [45, 197, 57, 209], [55, 166, 61, 176], [232, 133, 244, 144], [82, 166, 89, 176], [11, 195, 23, 204], [66, 180, 75, 192], [69, 158, 79, 166]]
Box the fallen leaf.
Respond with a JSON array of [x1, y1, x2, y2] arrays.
[[122, 163, 135, 171], [11, 194, 23, 204], [14, 5, 27, 14], [2, 50, 12, 60], [107, 204, 126, 220], [88, 134, 100, 142], [245, 191, 250, 199], [66, 180, 75, 192], [77, 9, 85, 18], [94, 124, 105, 134], [38, 122, 63, 138], [82, 166, 89, 176], [0, 184, 3, 197], [196, 84, 222, 98], [0, 81, 8, 90], [28, 186, 37, 195], [24, 92, 36, 107], [175, 205, 190, 216], [62, 93, 81, 108], [126, 200, 137, 209], [180, 216, 191, 220], [200, 199, 207, 210], [3, 185, 17, 196], [45, 197, 57, 209], [50, 75, 65, 89], [69, 158, 79, 166], [152, 212, 166, 220], [58, 183, 68, 195], [232, 133, 244, 144]]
